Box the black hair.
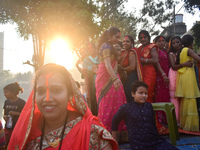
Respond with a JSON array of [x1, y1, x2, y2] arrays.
[[153, 35, 166, 44], [97, 27, 120, 59], [165, 36, 172, 43], [168, 36, 182, 54], [176, 34, 194, 65], [124, 35, 135, 46], [138, 30, 151, 41], [181, 34, 194, 47], [33, 63, 73, 99], [131, 81, 148, 93], [97, 27, 120, 50], [4, 82, 23, 95]]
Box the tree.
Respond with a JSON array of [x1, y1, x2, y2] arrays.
[[96, 0, 138, 38], [182, 0, 200, 14], [0, 0, 99, 71], [191, 21, 200, 49], [97, 0, 175, 40]]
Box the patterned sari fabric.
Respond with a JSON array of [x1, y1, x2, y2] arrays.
[[155, 49, 170, 125], [137, 44, 157, 103], [175, 47, 200, 131], [8, 64, 118, 150], [168, 52, 180, 124], [95, 43, 127, 132]]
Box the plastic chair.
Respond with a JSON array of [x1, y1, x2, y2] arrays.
[[152, 102, 180, 145]]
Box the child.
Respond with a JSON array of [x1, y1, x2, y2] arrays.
[[3, 82, 26, 148], [112, 81, 179, 150]]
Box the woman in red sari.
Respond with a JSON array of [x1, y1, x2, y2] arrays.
[[8, 63, 117, 150], [137, 30, 168, 103]]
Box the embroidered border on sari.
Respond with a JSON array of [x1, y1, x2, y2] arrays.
[[97, 63, 118, 109], [131, 48, 143, 81]]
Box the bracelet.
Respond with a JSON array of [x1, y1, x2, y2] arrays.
[[161, 73, 166, 77], [112, 77, 118, 82], [145, 59, 148, 63]]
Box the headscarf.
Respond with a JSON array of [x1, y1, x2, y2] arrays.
[[8, 63, 117, 150]]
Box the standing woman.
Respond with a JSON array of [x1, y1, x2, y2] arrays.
[[119, 35, 143, 102], [3, 82, 26, 148], [154, 35, 170, 125], [168, 36, 193, 124], [82, 43, 99, 116], [137, 30, 159, 103], [175, 34, 200, 131], [95, 27, 126, 131]]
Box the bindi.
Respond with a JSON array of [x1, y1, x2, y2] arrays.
[[141, 33, 145, 40], [45, 74, 53, 101]]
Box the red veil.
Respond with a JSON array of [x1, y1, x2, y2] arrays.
[[8, 64, 118, 150]]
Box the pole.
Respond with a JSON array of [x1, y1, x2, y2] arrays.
[[173, 5, 176, 35]]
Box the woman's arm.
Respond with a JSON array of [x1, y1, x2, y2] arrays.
[[169, 53, 193, 70], [121, 53, 136, 72], [155, 62, 169, 83], [104, 57, 121, 91], [188, 49, 200, 62], [9, 111, 20, 116], [141, 49, 158, 65]]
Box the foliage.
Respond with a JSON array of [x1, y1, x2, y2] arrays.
[[182, 0, 200, 14], [191, 21, 200, 49], [0, 0, 99, 71], [140, 0, 174, 36], [97, 0, 175, 41]]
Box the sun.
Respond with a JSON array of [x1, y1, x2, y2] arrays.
[[45, 38, 73, 70]]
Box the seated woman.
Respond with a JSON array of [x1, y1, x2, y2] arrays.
[[8, 63, 118, 150]]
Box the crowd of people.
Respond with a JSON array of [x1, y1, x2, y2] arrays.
[[1, 26, 200, 149]]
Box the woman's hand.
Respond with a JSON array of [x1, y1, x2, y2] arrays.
[[113, 78, 122, 91], [9, 111, 20, 116], [163, 75, 169, 83], [182, 61, 193, 68], [3, 115, 9, 121]]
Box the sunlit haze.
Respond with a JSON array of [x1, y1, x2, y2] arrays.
[[45, 38, 73, 70]]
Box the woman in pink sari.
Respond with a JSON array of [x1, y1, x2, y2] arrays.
[[95, 27, 127, 132]]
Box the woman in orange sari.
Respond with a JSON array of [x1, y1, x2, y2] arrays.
[[137, 30, 168, 103], [8, 63, 118, 150]]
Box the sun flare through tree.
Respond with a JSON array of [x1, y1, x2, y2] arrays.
[[45, 38, 73, 70]]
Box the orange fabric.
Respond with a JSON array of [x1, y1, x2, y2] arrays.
[[137, 44, 157, 103]]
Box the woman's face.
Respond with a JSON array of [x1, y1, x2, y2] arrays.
[[35, 73, 69, 122], [156, 37, 165, 49], [172, 38, 181, 51], [109, 32, 121, 44], [139, 33, 150, 46], [123, 36, 132, 50], [4, 90, 14, 99]]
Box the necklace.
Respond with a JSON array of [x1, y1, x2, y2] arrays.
[[39, 116, 68, 150]]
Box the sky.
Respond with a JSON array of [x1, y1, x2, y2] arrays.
[[0, 0, 199, 76]]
